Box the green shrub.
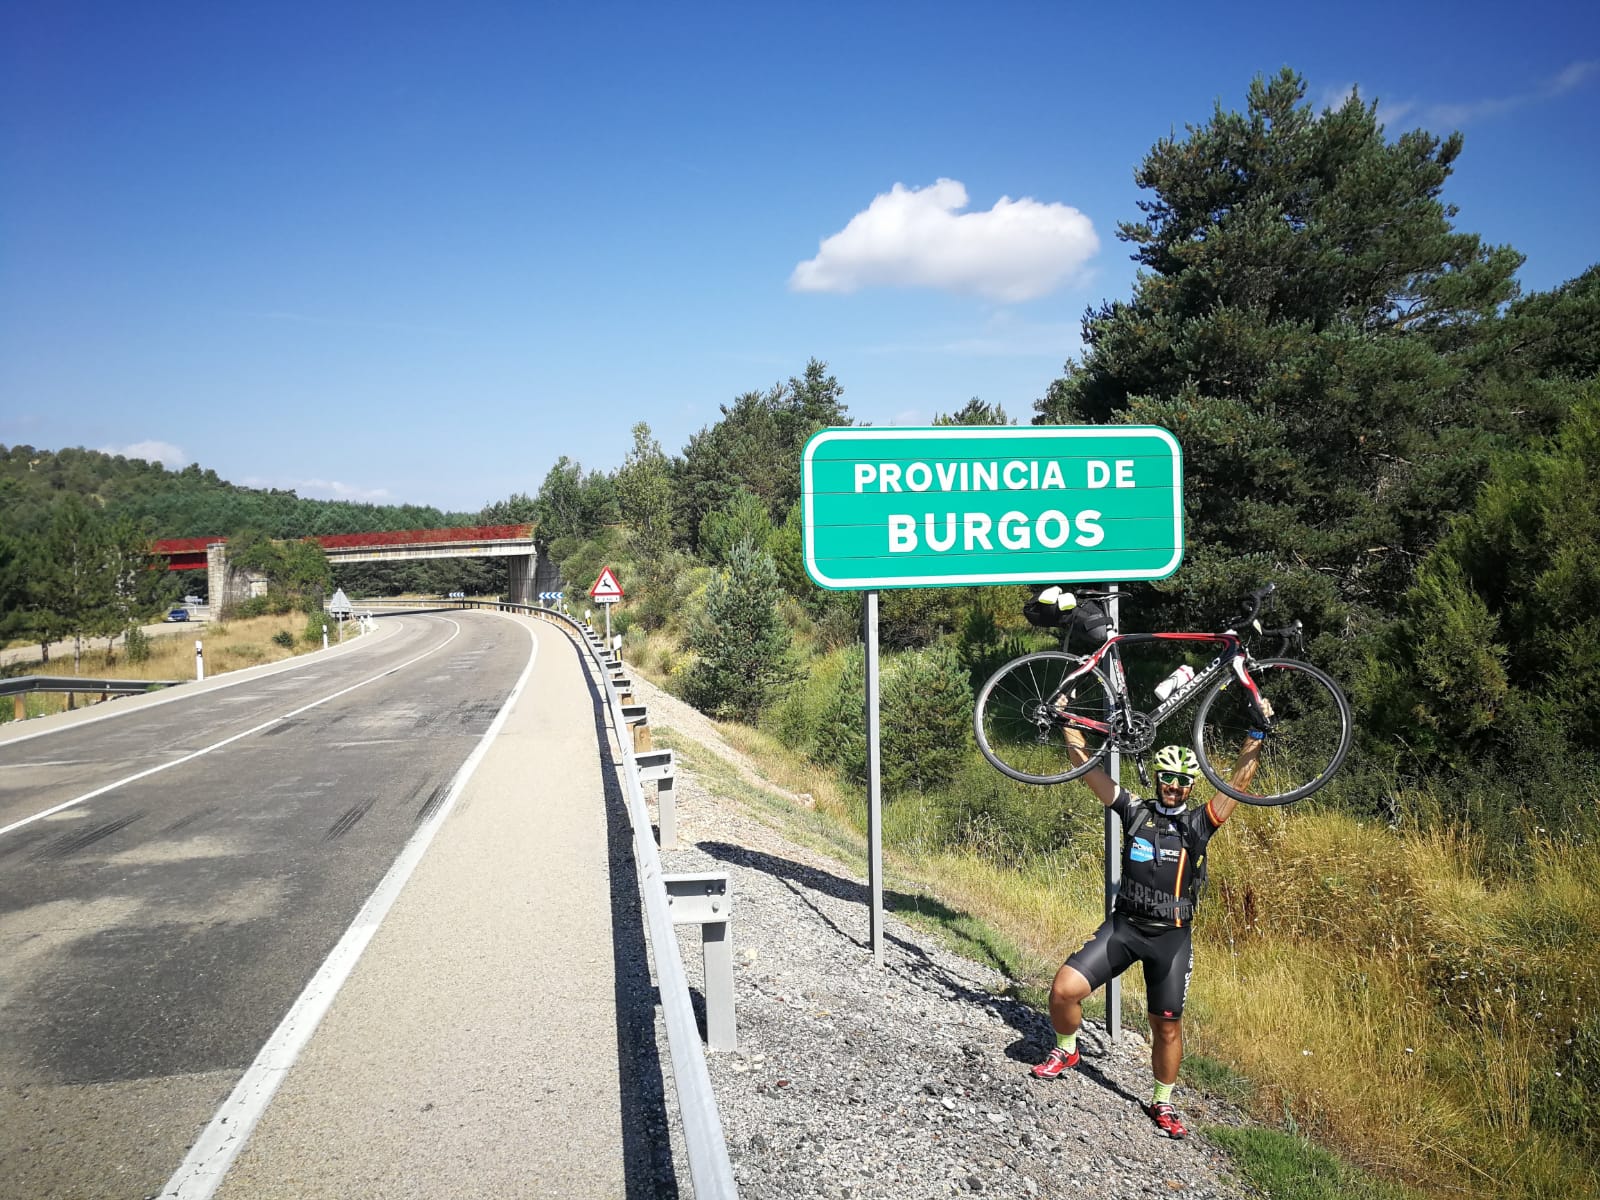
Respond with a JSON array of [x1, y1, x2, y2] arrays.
[[813, 646, 867, 782], [272, 629, 296, 649], [124, 624, 151, 664], [303, 612, 330, 645], [803, 644, 975, 796], [881, 644, 973, 794], [764, 645, 856, 760], [682, 539, 794, 720]]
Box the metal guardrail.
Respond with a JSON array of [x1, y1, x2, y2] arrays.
[[2, 675, 182, 720], [0, 676, 181, 697], [440, 598, 739, 1199]]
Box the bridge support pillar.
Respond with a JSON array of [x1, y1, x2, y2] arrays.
[[206, 543, 229, 613], [507, 553, 536, 606]]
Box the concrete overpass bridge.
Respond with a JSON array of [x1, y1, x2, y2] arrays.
[[153, 525, 558, 609]]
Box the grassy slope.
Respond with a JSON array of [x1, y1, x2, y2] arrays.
[[634, 633, 1599, 1200]]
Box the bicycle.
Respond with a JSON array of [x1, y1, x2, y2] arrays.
[[973, 583, 1353, 805]]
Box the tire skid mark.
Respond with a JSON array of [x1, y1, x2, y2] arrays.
[[323, 799, 374, 841], [159, 806, 218, 836], [414, 783, 449, 824], [37, 811, 145, 859]]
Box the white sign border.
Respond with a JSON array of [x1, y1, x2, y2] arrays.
[[801, 425, 1184, 590]]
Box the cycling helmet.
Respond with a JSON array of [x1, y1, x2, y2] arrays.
[[1153, 745, 1199, 781]]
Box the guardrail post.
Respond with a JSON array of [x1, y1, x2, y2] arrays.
[[15, 695, 25, 721], [611, 671, 634, 705], [621, 704, 650, 752], [636, 749, 677, 849], [663, 872, 735, 1051]]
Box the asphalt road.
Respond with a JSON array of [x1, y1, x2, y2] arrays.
[[0, 611, 531, 1200]]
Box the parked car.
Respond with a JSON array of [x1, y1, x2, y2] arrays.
[[166, 608, 190, 622]]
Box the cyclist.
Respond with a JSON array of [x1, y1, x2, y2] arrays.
[[1029, 725, 1268, 1139]]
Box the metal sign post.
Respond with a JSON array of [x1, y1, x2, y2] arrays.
[[864, 591, 884, 966], [1104, 583, 1122, 1044]]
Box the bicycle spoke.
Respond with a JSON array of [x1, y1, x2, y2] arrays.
[[974, 652, 1113, 785], [1194, 659, 1351, 805]]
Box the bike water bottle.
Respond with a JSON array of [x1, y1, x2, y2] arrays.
[[1154, 664, 1195, 702]]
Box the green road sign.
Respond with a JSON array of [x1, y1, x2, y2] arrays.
[[802, 425, 1183, 590]]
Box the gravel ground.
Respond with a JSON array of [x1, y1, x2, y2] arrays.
[[628, 674, 1255, 1200]]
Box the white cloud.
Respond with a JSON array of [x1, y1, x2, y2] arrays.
[[103, 440, 187, 467], [1333, 59, 1598, 133], [790, 179, 1098, 303]]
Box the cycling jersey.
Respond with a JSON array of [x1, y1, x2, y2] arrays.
[[1110, 787, 1225, 928]]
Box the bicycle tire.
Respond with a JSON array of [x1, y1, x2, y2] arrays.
[[974, 651, 1114, 785], [1192, 657, 1352, 805]]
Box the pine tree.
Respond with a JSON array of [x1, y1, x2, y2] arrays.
[[1036, 69, 1522, 636], [684, 538, 793, 719]]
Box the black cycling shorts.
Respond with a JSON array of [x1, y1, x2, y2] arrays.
[[1064, 912, 1194, 1020]]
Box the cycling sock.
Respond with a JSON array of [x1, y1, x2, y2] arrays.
[[1056, 1031, 1078, 1054], [1151, 1079, 1175, 1105]]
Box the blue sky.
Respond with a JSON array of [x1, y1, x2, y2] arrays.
[[3, 1, 1597, 517]]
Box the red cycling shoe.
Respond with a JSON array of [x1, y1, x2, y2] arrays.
[[1143, 1101, 1189, 1138], [1030, 1046, 1080, 1079]]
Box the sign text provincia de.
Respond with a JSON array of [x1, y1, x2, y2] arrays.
[[801, 426, 1183, 590]]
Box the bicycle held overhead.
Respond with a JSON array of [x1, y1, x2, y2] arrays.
[[974, 582, 1353, 805]]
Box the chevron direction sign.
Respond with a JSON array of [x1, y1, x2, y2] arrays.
[[801, 426, 1184, 590]]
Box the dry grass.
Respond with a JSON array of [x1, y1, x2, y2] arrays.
[[3, 614, 328, 722], [678, 712, 1600, 1199]]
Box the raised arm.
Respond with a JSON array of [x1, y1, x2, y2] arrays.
[[1065, 728, 1118, 807], [1206, 737, 1261, 826], [1207, 697, 1275, 826]]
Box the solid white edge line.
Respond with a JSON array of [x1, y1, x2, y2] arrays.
[[160, 617, 540, 1200], [0, 616, 403, 750], [0, 620, 463, 841]]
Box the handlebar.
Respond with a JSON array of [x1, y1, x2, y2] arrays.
[[1226, 583, 1276, 632]]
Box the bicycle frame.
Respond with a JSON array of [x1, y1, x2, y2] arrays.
[[1053, 629, 1268, 741]]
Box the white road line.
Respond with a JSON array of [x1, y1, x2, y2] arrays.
[[0, 618, 402, 750], [160, 618, 540, 1200], [0, 621, 464, 841]]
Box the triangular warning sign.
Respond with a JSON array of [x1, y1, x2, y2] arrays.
[[329, 587, 352, 616], [589, 567, 624, 601]]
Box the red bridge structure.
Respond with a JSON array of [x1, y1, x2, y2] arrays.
[[153, 525, 550, 608]]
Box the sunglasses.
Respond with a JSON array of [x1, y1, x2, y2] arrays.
[[1157, 772, 1195, 787]]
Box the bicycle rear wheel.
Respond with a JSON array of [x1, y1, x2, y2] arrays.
[[1193, 658, 1352, 805], [974, 651, 1113, 785]]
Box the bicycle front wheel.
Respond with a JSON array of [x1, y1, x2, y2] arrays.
[[974, 651, 1113, 785], [1193, 658, 1352, 805]]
